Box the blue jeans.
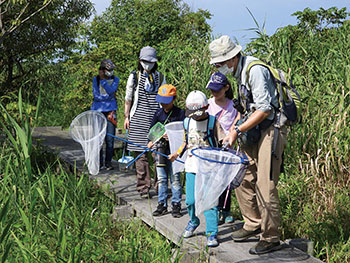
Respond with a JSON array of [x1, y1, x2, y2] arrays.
[[156, 159, 182, 206], [100, 116, 115, 165], [185, 172, 218, 235]]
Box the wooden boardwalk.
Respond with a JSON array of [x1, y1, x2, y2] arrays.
[[32, 126, 323, 263]]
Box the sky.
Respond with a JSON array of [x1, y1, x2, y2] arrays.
[[91, 0, 349, 47]]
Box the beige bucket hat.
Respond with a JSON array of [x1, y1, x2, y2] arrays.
[[209, 35, 242, 64]]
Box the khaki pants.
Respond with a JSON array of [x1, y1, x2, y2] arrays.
[[235, 125, 287, 242], [135, 152, 151, 193]]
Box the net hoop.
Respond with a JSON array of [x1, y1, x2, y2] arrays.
[[190, 147, 248, 165], [70, 111, 107, 144]]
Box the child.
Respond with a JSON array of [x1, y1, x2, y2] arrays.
[[147, 84, 185, 218], [206, 72, 239, 225], [169, 90, 223, 247]]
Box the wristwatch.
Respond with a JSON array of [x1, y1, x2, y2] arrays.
[[234, 126, 242, 137]]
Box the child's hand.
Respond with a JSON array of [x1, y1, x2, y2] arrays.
[[147, 141, 154, 149], [168, 152, 179, 162]]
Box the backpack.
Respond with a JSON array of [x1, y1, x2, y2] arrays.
[[183, 115, 217, 148], [245, 60, 302, 127]]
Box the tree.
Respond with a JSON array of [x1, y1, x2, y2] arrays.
[[292, 7, 348, 32], [57, 0, 213, 127], [87, 0, 211, 71], [0, 0, 94, 96]]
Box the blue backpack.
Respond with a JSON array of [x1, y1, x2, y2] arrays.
[[183, 115, 218, 148]]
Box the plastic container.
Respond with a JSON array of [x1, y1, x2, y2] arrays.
[[118, 156, 135, 171]]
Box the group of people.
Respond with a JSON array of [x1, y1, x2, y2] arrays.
[[91, 35, 287, 255]]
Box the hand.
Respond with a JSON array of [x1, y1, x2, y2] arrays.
[[147, 141, 154, 149], [163, 133, 168, 141], [123, 118, 130, 130], [223, 130, 238, 147], [168, 152, 179, 162]]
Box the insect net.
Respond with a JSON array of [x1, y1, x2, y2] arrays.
[[165, 121, 187, 174], [69, 111, 107, 175], [191, 147, 248, 216]]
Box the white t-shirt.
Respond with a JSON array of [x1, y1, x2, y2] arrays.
[[184, 118, 211, 174]]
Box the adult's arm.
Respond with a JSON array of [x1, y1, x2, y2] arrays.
[[125, 73, 135, 102], [124, 74, 135, 129], [224, 65, 274, 146], [100, 77, 119, 94], [92, 77, 107, 102], [224, 110, 270, 146]]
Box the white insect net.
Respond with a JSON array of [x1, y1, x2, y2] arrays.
[[165, 121, 187, 174], [192, 148, 248, 216], [70, 111, 107, 175]]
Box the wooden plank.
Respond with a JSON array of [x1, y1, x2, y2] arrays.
[[33, 127, 323, 263]]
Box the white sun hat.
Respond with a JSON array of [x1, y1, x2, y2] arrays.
[[209, 35, 242, 64], [185, 90, 208, 120]]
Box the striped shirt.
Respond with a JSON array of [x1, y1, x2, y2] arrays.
[[127, 72, 162, 151]]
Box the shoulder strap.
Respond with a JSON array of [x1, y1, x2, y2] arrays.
[[246, 60, 283, 84], [207, 115, 216, 147], [183, 117, 190, 144], [158, 72, 164, 87], [183, 117, 190, 130], [131, 71, 138, 90]]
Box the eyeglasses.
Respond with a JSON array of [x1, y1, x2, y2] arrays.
[[213, 59, 229, 67], [213, 57, 235, 67]]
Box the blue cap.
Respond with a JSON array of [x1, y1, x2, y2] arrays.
[[206, 72, 228, 91], [156, 84, 176, 104], [156, 94, 174, 104]]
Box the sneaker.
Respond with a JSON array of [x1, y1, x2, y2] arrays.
[[105, 163, 114, 171], [219, 210, 234, 225], [231, 227, 261, 242], [182, 221, 199, 238], [207, 233, 219, 247], [171, 203, 182, 218], [152, 203, 167, 216], [249, 240, 281, 255], [224, 211, 234, 224]]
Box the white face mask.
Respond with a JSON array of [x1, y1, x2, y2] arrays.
[[105, 70, 113, 77], [141, 61, 155, 71], [217, 64, 234, 75]]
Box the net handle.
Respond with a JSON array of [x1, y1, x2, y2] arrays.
[[190, 147, 248, 165]]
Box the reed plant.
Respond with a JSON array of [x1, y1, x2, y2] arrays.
[[0, 92, 182, 262], [243, 10, 350, 262]]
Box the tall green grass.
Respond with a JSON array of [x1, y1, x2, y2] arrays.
[[0, 93, 183, 262], [243, 14, 350, 263]]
